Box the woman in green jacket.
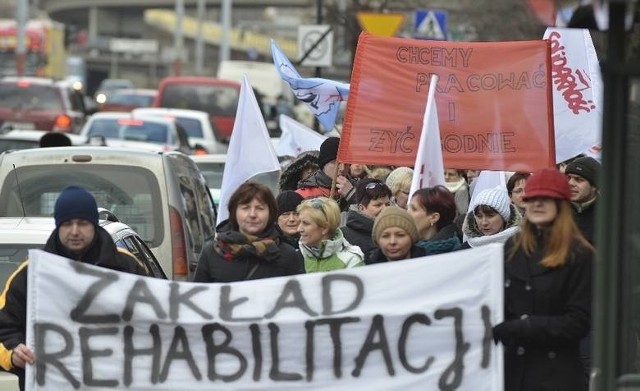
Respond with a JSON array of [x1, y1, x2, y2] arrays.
[[297, 197, 364, 272]]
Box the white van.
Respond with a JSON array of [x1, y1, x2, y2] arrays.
[[0, 146, 216, 280]]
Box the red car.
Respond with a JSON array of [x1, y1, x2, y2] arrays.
[[0, 77, 88, 133], [153, 76, 240, 143]]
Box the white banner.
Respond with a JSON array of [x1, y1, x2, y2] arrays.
[[543, 27, 603, 163], [26, 246, 504, 390]]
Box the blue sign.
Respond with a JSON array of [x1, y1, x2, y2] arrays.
[[414, 9, 447, 40]]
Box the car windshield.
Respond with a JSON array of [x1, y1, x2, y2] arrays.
[[0, 84, 62, 111], [174, 117, 203, 138], [160, 84, 238, 117], [0, 165, 164, 247], [87, 118, 171, 144]]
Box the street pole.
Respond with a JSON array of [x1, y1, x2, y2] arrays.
[[219, 0, 231, 66], [195, 0, 205, 75], [16, 0, 28, 77], [174, 0, 184, 76]]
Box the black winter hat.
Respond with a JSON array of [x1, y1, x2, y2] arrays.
[[277, 190, 304, 215], [317, 137, 340, 169], [565, 156, 601, 187], [54, 186, 99, 228]]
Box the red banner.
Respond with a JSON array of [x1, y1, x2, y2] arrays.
[[339, 33, 555, 172]]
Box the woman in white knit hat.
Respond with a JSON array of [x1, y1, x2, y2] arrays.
[[460, 187, 522, 249]]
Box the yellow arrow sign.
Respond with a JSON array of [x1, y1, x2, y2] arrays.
[[357, 12, 405, 37]]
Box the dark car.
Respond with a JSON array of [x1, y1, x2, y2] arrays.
[[98, 88, 157, 112], [0, 77, 88, 133]]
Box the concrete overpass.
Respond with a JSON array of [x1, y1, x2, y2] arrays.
[[26, 0, 315, 91]]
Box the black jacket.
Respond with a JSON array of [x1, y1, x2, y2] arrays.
[[572, 198, 597, 244], [0, 226, 148, 390], [500, 233, 593, 391], [341, 209, 376, 257], [192, 224, 303, 283]]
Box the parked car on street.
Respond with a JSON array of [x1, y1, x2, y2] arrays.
[[0, 147, 217, 280], [153, 76, 240, 143], [79, 111, 193, 154], [0, 77, 88, 133], [98, 88, 157, 112], [133, 107, 227, 154], [0, 129, 86, 154], [94, 78, 134, 105]]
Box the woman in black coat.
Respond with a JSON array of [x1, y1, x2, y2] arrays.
[[193, 182, 304, 282], [493, 168, 594, 391]]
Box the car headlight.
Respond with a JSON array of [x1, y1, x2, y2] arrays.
[[96, 94, 107, 104]]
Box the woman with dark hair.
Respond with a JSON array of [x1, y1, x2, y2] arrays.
[[460, 187, 522, 249], [193, 182, 303, 282], [341, 178, 392, 258], [493, 168, 594, 391], [408, 185, 461, 255]]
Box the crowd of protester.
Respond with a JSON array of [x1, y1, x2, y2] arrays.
[[0, 134, 601, 391]]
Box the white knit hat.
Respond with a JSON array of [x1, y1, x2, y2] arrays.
[[470, 187, 511, 223]]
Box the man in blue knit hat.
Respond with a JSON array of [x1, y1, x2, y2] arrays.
[[0, 186, 149, 391]]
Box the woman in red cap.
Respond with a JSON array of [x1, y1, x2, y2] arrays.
[[493, 168, 594, 391]]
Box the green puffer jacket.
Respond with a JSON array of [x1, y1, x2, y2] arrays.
[[300, 228, 364, 273]]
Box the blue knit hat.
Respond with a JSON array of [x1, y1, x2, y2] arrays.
[[54, 186, 99, 228]]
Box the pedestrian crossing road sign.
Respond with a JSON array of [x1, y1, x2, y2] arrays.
[[414, 9, 447, 40]]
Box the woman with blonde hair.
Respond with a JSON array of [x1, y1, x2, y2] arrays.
[[297, 197, 364, 272], [493, 168, 594, 391]]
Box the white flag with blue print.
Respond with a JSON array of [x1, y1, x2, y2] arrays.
[[271, 40, 349, 132]]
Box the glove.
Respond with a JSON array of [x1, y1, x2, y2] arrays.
[[492, 319, 530, 346]]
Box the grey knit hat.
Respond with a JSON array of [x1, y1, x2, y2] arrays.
[[372, 206, 419, 244]]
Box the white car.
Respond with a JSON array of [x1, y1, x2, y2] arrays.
[[190, 153, 282, 207], [133, 107, 227, 154], [79, 111, 193, 154], [0, 214, 166, 390], [0, 129, 86, 153]]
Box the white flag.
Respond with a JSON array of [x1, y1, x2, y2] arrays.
[[271, 40, 349, 132], [216, 76, 282, 225], [409, 74, 446, 199], [276, 114, 327, 158], [543, 27, 603, 163], [467, 171, 508, 214]]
